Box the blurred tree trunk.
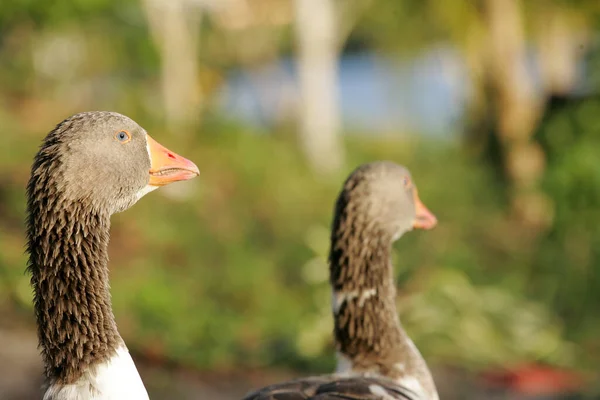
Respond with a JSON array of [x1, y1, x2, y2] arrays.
[[536, 4, 582, 96], [482, 0, 549, 230], [469, 0, 587, 231], [143, 0, 203, 131], [293, 0, 344, 176]]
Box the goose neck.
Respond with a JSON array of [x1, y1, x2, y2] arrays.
[[328, 220, 439, 399], [329, 220, 403, 361], [27, 198, 120, 385]]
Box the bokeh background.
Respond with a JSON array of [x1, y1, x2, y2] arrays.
[[1, 0, 600, 399]]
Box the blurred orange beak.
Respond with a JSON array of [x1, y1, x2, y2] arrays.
[[413, 190, 437, 230], [147, 134, 199, 187]]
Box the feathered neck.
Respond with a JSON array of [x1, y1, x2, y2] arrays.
[[26, 154, 121, 386], [328, 198, 439, 399], [329, 215, 405, 371]]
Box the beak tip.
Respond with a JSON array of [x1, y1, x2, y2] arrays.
[[188, 165, 200, 179], [191, 165, 200, 176], [413, 198, 437, 230], [413, 217, 437, 230]]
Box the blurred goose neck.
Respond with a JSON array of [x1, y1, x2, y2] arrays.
[[328, 210, 439, 400], [329, 219, 404, 369]]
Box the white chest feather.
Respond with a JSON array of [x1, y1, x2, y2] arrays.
[[396, 376, 427, 399], [44, 346, 148, 400], [334, 351, 354, 374]]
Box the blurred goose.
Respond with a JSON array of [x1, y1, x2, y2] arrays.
[[244, 161, 439, 400], [26, 111, 199, 400]]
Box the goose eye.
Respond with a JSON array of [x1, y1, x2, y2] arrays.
[[403, 176, 411, 187], [115, 130, 131, 143]]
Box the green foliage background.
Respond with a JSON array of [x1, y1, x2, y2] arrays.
[[0, 0, 598, 381]]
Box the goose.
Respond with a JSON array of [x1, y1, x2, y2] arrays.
[[25, 111, 199, 400], [244, 161, 439, 400]]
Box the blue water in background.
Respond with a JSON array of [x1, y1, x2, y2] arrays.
[[218, 47, 469, 137], [217, 44, 589, 137]]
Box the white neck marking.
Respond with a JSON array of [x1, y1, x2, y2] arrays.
[[44, 345, 149, 400], [136, 184, 158, 201], [331, 287, 378, 313]]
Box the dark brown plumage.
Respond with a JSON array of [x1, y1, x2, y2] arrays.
[[25, 111, 198, 398], [244, 161, 438, 400]]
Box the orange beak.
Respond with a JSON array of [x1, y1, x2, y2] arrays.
[[147, 134, 199, 187], [412, 189, 437, 230]]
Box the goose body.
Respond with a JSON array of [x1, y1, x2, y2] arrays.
[[26, 111, 199, 399], [244, 162, 439, 400]]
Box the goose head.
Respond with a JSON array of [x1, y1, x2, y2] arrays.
[[31, 111, 199, 216], [339, 161, 437, 242]]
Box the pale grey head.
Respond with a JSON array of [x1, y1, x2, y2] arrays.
[[338, 161, 437, 242], [29, 111, 199, 215]]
